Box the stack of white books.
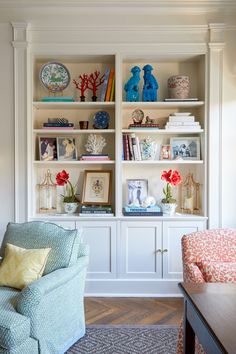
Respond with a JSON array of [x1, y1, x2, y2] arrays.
[[165, 113, 202, 131]]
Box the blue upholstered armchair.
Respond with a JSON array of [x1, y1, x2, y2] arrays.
[[0, 221, 89, 354]]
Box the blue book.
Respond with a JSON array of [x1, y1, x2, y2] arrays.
[[41, 96, 75, 102], [124, 206, 161, 213], [100, 68, 110, 102]]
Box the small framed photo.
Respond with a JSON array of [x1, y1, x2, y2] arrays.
[[160, 145, 172, 160], [127, 179, 148, 206], [57, 137, 77, 161], [39, 137, 57, 161], [82, 170, 112, 205], [170, 137, 200, 160]]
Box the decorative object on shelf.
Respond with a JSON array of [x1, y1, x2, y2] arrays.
[[38, 169, 57, 213], [170, 137, 200, 160], [39, 62, 70, 94], [127, 179, 148, 207], [124, 66, 141, 102], [131, 109, 144, 124], [85, 134, 106, 155], [160, 145, 172, 160], [160, 169, 182, 216], [167, 75, 190, 99], [141, 196, 156, 208], [73, 74, 89, 101], [139, 136, 157, 160], [145, 116, 154, 124], [39, 137, 57, 161], [142, 64, 159, 102], [82, 170, 112, 205], [79, 121, 89, 129], [43, 118, 74, 130], [57, 137, 77, 161], [181, 173, 201, 214], [93, 111, 110, 129], [88, 70, 105, 101], [56, 170, 79, 214]]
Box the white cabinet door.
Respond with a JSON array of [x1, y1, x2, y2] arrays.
[[120, 221, 162, 278], [76, 221, 116, 279], [162, 220, 206, 279]]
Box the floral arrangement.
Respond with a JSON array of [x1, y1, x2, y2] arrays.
[[161, 169, 182, 204], [56, 170, 77, 203]]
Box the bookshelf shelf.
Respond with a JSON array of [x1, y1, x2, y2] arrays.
[[122, 160, 204, 165], [34, 160, 115, 165], [33, 101, 115, 110], [34, 129, 115, 134], [122, 101, 205, 109], [122, 129, 204, 134]]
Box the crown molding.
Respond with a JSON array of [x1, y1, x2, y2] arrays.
[[0, 0, 236, 11]]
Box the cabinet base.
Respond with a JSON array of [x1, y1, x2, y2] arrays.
[[85, 279, 182, 297]]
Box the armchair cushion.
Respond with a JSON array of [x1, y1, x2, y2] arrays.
[[197, 261, 236, 283], [0, 288, 31, 350], [0, 243, 51, 290], [0, 222, 82, 275]]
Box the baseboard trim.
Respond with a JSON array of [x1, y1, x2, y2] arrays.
[[85, 279, 182, 296]]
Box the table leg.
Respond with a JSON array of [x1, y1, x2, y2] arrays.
[[183, 300, 195, 354]]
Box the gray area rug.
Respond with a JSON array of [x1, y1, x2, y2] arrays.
[[66, 325, 178, 354]]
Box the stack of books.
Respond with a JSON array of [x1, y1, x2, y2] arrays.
[[123, 133, 142, 161], [80, 154, 110, 161], [123, 206, 163, 216], [43, 118, 74, 130], [165, 113, 201, 131], [80, 205, 113, 216], [128, 123, 159, 129], [100, 68, 115, 102]]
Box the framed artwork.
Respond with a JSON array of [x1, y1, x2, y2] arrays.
[[160, 145, 172, 160], [170, 137, 200, 160], [57, 137, 77, 161], [39, 137, 57, 161], [82, 170, 112, 205], [127, 179, 148, 206]]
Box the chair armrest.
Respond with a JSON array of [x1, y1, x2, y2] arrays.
[[17, 255, 88, 316], [183, 263, 205, 283], [78, 243, 89, 257]]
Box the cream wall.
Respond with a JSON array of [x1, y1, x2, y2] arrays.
[[0, 4, 236, 241]]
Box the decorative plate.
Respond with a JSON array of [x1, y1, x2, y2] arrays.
[[93, 111, 110, 129], [132, 109, 144, 124], [39, 62, 70, 93]]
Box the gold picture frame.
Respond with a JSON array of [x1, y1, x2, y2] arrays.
[[82, 170, 112, 205]]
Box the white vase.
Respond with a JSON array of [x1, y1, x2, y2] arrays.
[[161, 203, 177, 216], [63, 202, 78, 214]]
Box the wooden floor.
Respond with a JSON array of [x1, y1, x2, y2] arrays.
[[85, 298, 183, 325]]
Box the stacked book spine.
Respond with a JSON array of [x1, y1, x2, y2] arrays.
[[43, 118, 74, 130], [123, 133, 141, 161], [123, 206, 163, 216], [80, 154, 110, 161], [165, 114, 201, 131], [80, 205, 113, 216], [100, 68, 115, 102]]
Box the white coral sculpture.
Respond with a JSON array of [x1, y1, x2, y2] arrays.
[[85, 134, 106, 155]]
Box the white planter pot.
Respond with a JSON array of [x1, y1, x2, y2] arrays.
[[63, 202, 78, 214], [161, 203, 177, 216]]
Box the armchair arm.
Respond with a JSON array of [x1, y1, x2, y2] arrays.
[[183, 263, 205, 283], [17, 255, 88, 317]]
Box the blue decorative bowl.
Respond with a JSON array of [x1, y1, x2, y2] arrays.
[[93, 111, 110, 129]]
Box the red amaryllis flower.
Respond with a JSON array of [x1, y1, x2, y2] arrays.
[[161, 170, 172, 183], [171, 170, 182, 186], [56, 170, 69, 186]]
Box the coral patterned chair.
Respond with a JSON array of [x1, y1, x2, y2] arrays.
[[176, 228, 236, 354]]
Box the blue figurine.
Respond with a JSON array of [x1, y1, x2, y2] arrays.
[[142, 64, 159, 102], [124, 66, 141, 102]]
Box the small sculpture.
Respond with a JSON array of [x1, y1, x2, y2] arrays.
[[88, 71, 105, 101], [141, 196, 156, 208], [142, 64, 159, 102], [145, 115, 154, 124], [124, 66, 141, 102], [131, 109, 144, 124], [73, 74, 89, 101], [85, 134, 106, 155]]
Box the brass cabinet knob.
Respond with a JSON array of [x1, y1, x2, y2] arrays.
[[155, 249, 162, 253]]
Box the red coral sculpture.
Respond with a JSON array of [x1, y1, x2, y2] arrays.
[[73, 74, 89, 100], [87, 71, 105, 99]]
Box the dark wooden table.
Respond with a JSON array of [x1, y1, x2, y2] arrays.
[[179, 283, 236, 354]]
